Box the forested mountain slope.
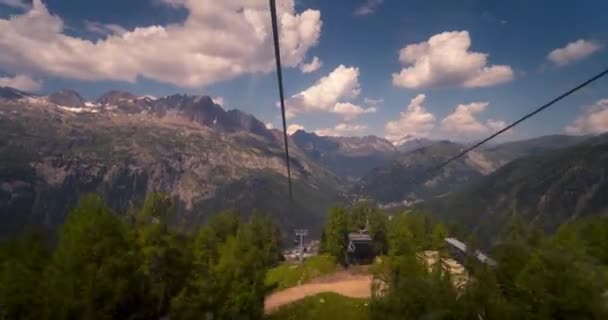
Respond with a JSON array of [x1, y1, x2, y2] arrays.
[[355, 135, 592, 204], [423, 133, 608, 244]]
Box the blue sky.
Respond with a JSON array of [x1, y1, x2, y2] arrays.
[[1, 0, 607, 141]]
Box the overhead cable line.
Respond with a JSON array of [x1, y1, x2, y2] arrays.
[[269, 0, 293, 201], [436, 67, 608, 171]]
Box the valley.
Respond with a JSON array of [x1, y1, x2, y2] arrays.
[[1, 1, 606, 318], [0, 86, 604, 240]]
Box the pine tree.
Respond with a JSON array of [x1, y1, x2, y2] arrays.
[[0, 231, 50, 320], [321, 206, 348, 264], [132, 193, 189, 318], [44, 194, 141, 320], [368, 208, 388, 255]]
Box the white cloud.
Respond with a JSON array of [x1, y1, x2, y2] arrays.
[[285, 65, 373, 119], [265, 122, 274, 130], [285, 109, 296, 120], [287, 123, 304, 135], [548, 39, 601, 66], [286, 64, 360, 114], [441, 102, 506, 136], [333, 102, 376, 120], [211, 96, 225, 106], [565, 99, 608, 135], [385, 94, 436, 142], [392, 31, 514, 89], [485, 119, 507, 131], [0, 0, 321, 87], [315, 123, 367, 136], [299, 56, 322, 73], [84, 20, 128, 36], [0, 0, 29, 9], [0, 74, 42, 91], [364, 97, 383, 106], [354, 0, 383, 16]]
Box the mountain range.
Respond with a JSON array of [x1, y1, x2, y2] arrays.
[[292, 130, 396, 180], [423, 133, 608, 245], [0, 86, 604, 240], [354, 135, 590, 204], [0, 87, 340, 237]]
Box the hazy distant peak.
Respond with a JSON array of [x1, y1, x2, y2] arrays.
[[49, 89, 85, 108], [97, 90, 137, 105], [0, 86, 31, 100]]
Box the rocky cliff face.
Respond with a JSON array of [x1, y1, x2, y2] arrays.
[[0, 89, 341, 237]]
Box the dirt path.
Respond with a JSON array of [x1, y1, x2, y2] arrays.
[[264, 271, 372, 314]]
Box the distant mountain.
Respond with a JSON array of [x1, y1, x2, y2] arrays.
[[48, 89, 85, 107], [1, 86, 598, 239], [291, 130, 397, 179], [395, 137, 434, 153], [423, 133, 608, 245], [480, 134, 591, 166], [355, 135, 593, 204], [354, 141, 488, 203], [0, 88, 341, 238], [96, 90, 138, 105], [96, 92, 274, 139], [0, 87, 31, 100]]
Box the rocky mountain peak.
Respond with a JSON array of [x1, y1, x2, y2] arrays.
[[48, 89, 85, 107], [395, 137, 434, 153], [0, 86, 30, 100], [335, 135, 396, 153], [292, 130, 340, 153], [97, 90, 138, 105], [11, 87, 274, 141], [392, 134, 420, 146], [152, 93, 272, 138]]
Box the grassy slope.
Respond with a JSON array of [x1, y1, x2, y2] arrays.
[[266, 254, 337, 290], [265, 292, 369, 320]]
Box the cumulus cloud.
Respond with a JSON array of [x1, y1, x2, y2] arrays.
[[565, 99, 608, 135], [385, 94, 436, 142], [287, 123, 304, 135], [0, 0, 322, 87], [286, 64, 360, 115], [548, 39, 601, 66], [364, 97, 383, 106], [315, 123, 367, 136], [441, 102, 506, 136], [392, 31, 514, 89], [333, 102, 376, 120], [299, 56, 322, 73], [354, 0, 383, 16], [211, 96, 225, 106], [0, 0, 29, 9], [0, 74, 42, 91]]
